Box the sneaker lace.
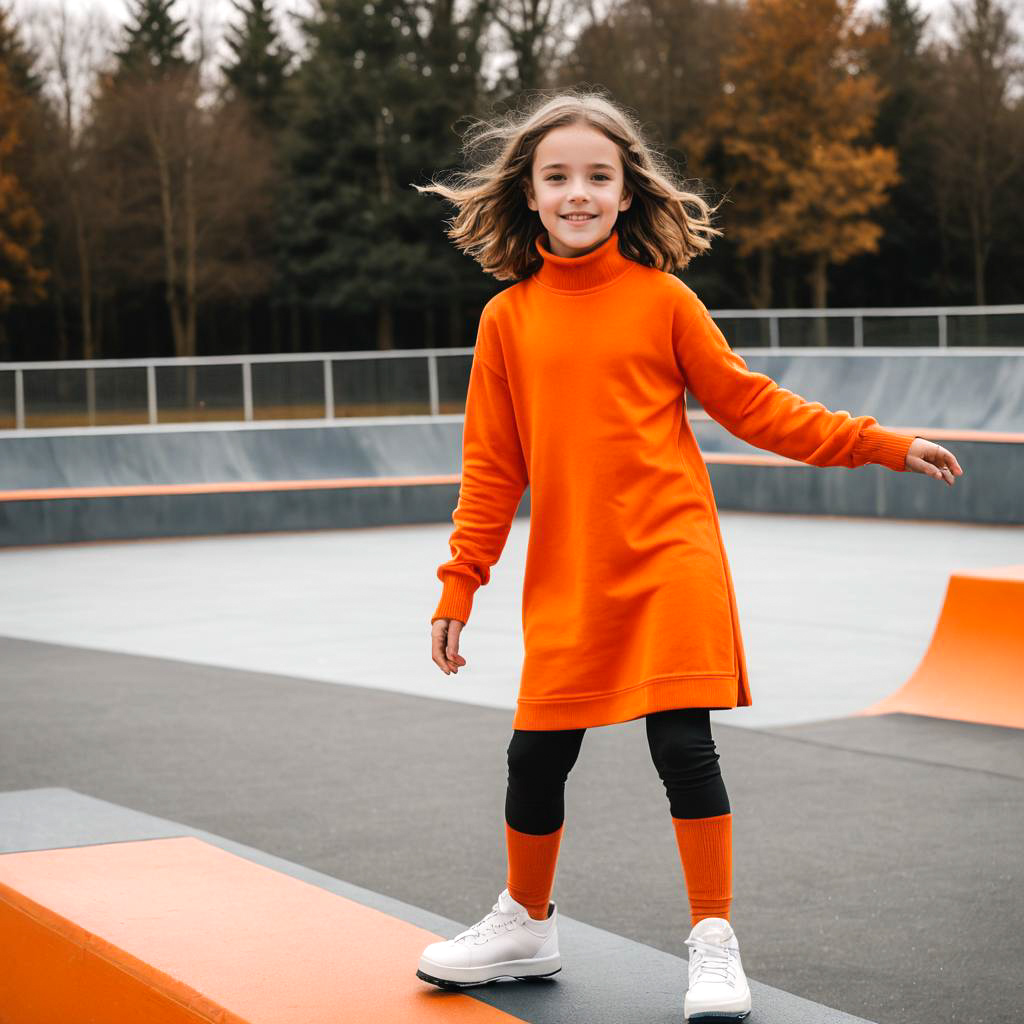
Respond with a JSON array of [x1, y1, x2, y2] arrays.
[[685, 936, 737, 985], [452, 900, 522, 943]]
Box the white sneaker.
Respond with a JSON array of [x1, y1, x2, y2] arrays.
[[416, 887, 561, 989], [683, 917, 752, 1020]]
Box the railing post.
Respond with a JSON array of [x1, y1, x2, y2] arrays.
[[14, 368, 25, 429], [427, 353, 440, 416], [147, 365, 158, 424], [242, 361, 253, 421], [85, 367, 97, 426], [323, 358, 335, 419], [853, 313, 863, 348], [937, 312, 948, 348], [768, 315, 780, 349]]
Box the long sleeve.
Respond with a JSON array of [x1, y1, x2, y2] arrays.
[[431, 306, 529, 626], [672, 289, 917, 471]]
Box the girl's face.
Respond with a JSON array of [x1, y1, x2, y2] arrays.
[[524, 124, 632, 258]]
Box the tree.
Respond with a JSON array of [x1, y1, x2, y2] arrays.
[[855, 0, 943, 305], [218, 0, 293, 351], [25, 0, 114, 359], [83, 0, 275, 362], [0, 5, 49, 360], [566, 0, 738, 155], [0, 0, 43, 95], [221, 0, 292, 132], [0, 61, 48, 337], [404, 0, 495, 345], [489, 0, 581, 96], [277, 0, 483, 350], [688, 0, 899, 323], [114, 0, 188, 81], [932, 0, 1023, 306]]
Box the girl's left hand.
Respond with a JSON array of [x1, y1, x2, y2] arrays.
[[905, 437, 964, 486]]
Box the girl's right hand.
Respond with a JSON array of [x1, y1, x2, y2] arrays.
[[432, 617, 467, 675]]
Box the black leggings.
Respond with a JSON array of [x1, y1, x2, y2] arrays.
[[506, 707, 730, 834]]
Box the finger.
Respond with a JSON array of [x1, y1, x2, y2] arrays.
[[934, 450, 958, 485], [913, 457, 946, 482], [432, 634, 451, 674], [444, 624, 459, 670], [933, 446, 963, 478], [942, 449, 964, 476], [447, 623, 467, 672], [432, 624, 453, 675]]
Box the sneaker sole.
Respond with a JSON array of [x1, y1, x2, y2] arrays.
[[416, 953, 562, 989], [685, 1013, 751, 1022], [685, 998, 751, 1021]]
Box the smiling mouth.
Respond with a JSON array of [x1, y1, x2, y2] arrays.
[[561, 214, 597, 221]]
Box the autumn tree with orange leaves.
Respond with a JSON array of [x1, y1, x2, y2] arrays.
[[0, 61, 47, 326], [686, 0, 899, 328]]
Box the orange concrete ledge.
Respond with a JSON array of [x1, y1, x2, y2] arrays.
[[855, 565, 1024, 729], [0, 836, 524, 1024]]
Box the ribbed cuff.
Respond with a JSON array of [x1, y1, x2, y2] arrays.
[[672, 812, 733, 927], [430, 572, 479, 625], [852, 425, 917, 472], [506, 822, 563, 919]]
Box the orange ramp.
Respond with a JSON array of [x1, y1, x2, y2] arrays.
[[0, 836, 525, 1024], [855, 565, 1024, 729]]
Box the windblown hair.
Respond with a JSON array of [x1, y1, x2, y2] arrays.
[[413, 88, 724, 282]]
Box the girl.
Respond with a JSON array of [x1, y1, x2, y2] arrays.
[[413, 90, 962, 1021]]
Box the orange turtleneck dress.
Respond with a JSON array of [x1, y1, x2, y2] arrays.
[[431, 228, 917, 730]]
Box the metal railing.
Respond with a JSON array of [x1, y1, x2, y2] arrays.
[[711, 302, 1024, 349], [1, 303, 1022, 431]]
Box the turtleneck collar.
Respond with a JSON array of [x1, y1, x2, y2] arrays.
[[532, 227, 637, 293]]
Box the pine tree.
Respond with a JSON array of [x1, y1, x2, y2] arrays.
[[114, 0, 189, 80], [0, 2, 42, 96], [873, 0, 930, 145], [855, 0, 941, 305], [221, 0, 291, 131], [276, 0, 483, 349]]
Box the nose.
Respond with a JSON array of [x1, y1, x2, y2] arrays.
[[567, 178, 591, 202]]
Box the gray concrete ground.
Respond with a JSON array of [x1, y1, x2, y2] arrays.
[[0, 514, 1021, 1023], [0, 631, 1020, 1024], [0, 512, 1019, 729]]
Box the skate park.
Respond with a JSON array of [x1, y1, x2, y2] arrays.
[[1, 343, 1022, 1024]]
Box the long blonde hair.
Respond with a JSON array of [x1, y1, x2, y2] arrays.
[[413, 88, 724, 282]]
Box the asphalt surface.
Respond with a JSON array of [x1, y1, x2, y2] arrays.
[[1, 634, 1020, 1024]]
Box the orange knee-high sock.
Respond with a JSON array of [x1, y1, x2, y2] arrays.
[[505, 821, 563, 921], [671, 812, 733, 926]]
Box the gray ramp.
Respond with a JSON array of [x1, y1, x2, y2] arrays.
[[715, 351, 1024, 432], [0, 417, 462, 490], [0, 423, 1020, 548]]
